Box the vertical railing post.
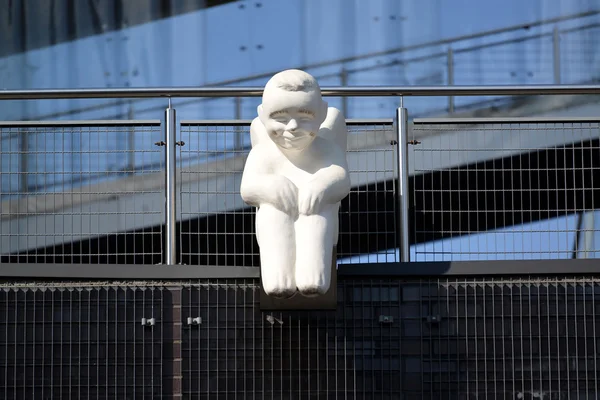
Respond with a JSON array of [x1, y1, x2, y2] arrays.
[[396, 101, 410, 262], [234, 97, 243, 149], [164, 99, 177, 265], [340, 67, 349, 117], [553, 26, 561, 84], [447, 47, 455, 114]]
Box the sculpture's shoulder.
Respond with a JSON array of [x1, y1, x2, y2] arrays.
[[250, 117, 266, 148], [244, 140, 284, 173], [247, 140, 279, 160], [319, 107, 348, 152]]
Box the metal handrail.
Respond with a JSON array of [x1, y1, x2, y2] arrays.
[[1, 84, 600, 100]]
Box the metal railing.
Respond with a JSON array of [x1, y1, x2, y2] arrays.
[[1, 85, 600, 270]]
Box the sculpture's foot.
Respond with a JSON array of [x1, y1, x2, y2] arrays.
[[262, 275, 297, 299], [297, 283, 328, 298], [265, 286, 297, 299], [296, 269, 330, 297]]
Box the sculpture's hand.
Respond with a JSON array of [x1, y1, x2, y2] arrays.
[[298, 184, 325, 216], [269, 176, 299, 216]]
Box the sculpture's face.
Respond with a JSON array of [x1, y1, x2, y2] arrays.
[[259, 88, 326, 151]]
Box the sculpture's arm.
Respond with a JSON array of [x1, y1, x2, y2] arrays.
[[240, 145, 298, 215], [298, 144, 350, 215]]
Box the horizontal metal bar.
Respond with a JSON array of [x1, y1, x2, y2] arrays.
[[181, 119, 253, 126], [0, 119, 161, 127], [413, 116, 600, 124], [2, 85, 600, 100], [346, 119, 395, 125], [0, 264, 260, 279], [339, 259, 600, 276], [180, 118, 394, 126], [1, 259, 599, 279]]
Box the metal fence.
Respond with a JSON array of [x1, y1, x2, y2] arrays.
[[2, 109, 600, 266], [410, 117, 600, 262], [0, 121, 165, 265], [1, 276, 599, 398], [1, 85, 600, 399], [0, 284, 167, 399]]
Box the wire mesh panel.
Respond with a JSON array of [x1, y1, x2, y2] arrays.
[[178, 121, 254, 268], [0, 121, 164, 264], [178, 120, 397, 267], [180, 276, 600, 399], [339, 121, 397, 263], [410, 118, 600, 261], [0, 284, 166, 399]]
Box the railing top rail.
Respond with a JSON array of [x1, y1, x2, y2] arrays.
[[413, 116, 600, 124], [0, 119, 161, 127], [180, 118, 395, 126], [1, 85, 600, 100]]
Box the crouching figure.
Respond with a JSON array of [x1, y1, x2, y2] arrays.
[[240, 69, 350, 298]]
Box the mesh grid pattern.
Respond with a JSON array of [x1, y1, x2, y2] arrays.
[[178, 121, 397, 267], [0, 285, 166, 399], [179, 276, 600, 399], [410, 119, 600, 261], [1, 277, 599, 398], [0, 122, 164, 264]]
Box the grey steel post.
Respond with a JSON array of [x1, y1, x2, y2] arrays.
[[553, 26, 561, 84], [447, 47, 455, 113], [164, 100, 177, 265], [234, 97, 243, 149], [396, 103, 410, 262], [340, 67, 349, 117]]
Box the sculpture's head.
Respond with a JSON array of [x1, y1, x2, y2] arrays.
[[258, 69, 328, 151]]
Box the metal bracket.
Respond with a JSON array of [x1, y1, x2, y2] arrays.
[[187, 317, 202, 325], [155, 140, 184, 146], [141, 317, 156, 326], [425, 315, 442, 324], [390, 139, 420, 146], [266, 315, 283, 325]]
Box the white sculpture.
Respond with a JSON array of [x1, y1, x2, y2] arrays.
[[240, 69, 350, 299]]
